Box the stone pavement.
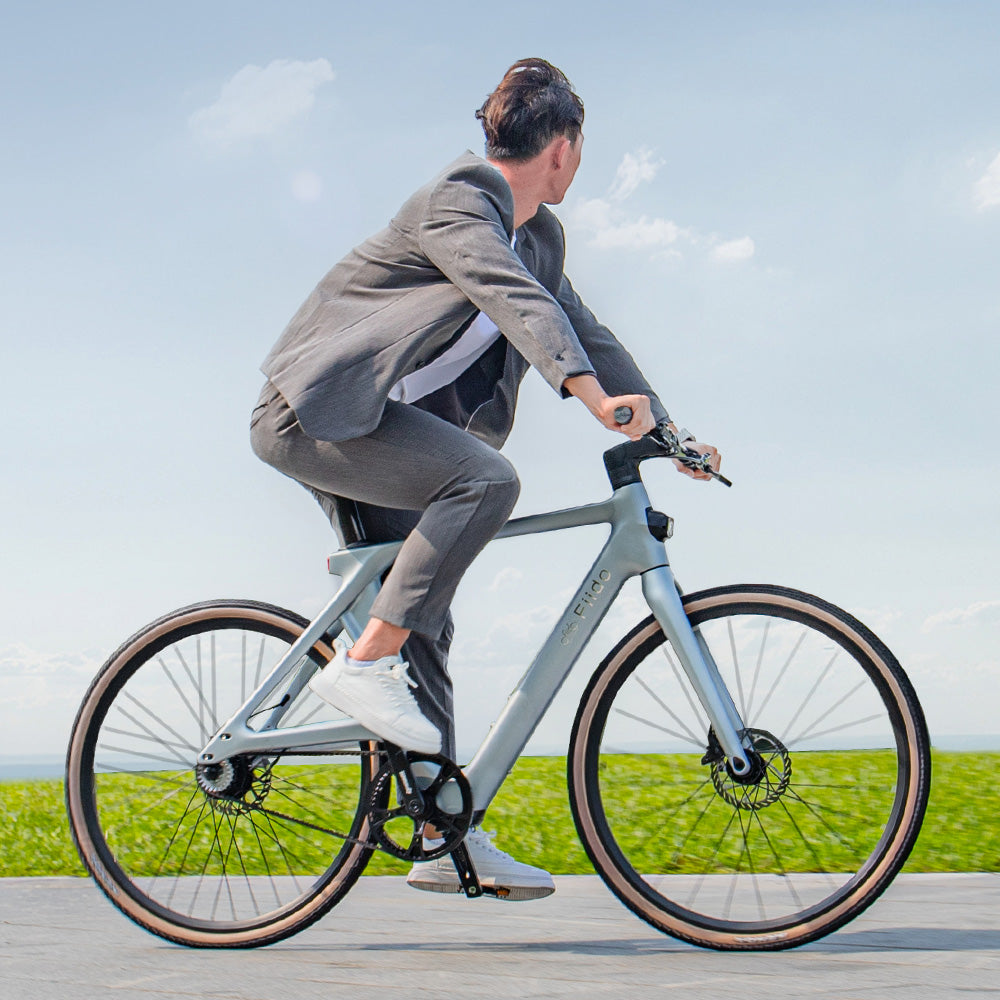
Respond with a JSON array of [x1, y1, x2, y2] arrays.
[[1, 874, 997, 999]]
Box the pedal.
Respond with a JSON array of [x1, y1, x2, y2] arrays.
[[449, 841, 507, 898]]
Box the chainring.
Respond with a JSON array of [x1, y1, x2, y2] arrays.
[[364, 753, 472, 861]]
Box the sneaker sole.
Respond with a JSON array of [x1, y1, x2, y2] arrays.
[[407, 877, 554, 901]]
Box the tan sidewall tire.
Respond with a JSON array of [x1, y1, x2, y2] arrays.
[[65, 600, 377, 948], [568, 585, 930, 951]]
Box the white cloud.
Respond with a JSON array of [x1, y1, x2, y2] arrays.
[[590, 216, 682, 250], [922, 599, 1000, 632], [489, 566, 524, 593], [973, 152, 1000, 211], [711, 236, 756, 262], [189, 58, 335, 149], [569, 149, 753, 262], [291, 169, 324, 202], [0, 643, 99, 710], [609, 148, 663, 201]]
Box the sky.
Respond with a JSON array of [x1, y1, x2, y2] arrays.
[[1, 0, 998, 765]]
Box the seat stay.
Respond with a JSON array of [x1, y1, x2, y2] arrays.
[[196, 540, 401, 763]]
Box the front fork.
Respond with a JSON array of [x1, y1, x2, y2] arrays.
[[640, 567, 752, 775]]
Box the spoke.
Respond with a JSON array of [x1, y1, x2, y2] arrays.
[[179, 795, 219, 913], [93, 768, 188, 802], [254, 636, 267, 689], [267, 784, 340, 830], [787, 678, 874, 745], [745, 618, 770, 721], [159, 657, 208, 742], [257, 806, 343, 846], [103, 780, 191, 839], [197, 639, 205, 746], [752, 630, 806, 726], [783, 786, 878, 829], [269, 768, 350, 807], [121, 691, 201, 753], [727, 619, 749, 722], [150, 787, 203, 878], [241, 632, 247, 703], [788, 714, 887, 748], [102, 724, 194, 760], [211, 633, 219, 746], [635, 676, 702, 745], [281, 698, 326, 729], [219, 813, 246, 920], [247, 815, 284, 909], [612, 708, 704, 747], [173, 646, 216, 743], [684, 802, 740, 909], [662, 646, 710, 735], [750, 808, 805, 911], [258, 812, 308, 893], [782, 649, 839, 738], [98, 743, 197, 769], [660, 778, 717, 868], [164, 795, 213, 906], [776, 797, 838, 888]]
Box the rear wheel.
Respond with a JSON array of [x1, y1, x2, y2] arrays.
[[569, 585, 930, 950], [66, 600, 380, 947]]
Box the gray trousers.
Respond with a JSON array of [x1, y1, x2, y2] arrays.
[[250, 382, 520, 759]]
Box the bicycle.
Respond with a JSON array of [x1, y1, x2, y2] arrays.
[[65, 421, 930, 951]]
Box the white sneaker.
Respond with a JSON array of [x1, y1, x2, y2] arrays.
[[308, 641, 441, 754], [406, 828, 555, 901]]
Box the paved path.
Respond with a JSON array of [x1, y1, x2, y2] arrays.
[[1, 874, 997, 999]]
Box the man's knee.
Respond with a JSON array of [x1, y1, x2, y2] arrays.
[[486, 455, 520, 508]]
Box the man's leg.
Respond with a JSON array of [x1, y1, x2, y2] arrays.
[[252, 386, 514, 754], [309, 493, 458, 761]]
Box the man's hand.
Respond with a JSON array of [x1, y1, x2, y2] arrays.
[[671, 438, 722, 481], [563, 375, 655, 440]]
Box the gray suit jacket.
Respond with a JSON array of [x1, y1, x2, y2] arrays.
[[261, 151, 667, 447]]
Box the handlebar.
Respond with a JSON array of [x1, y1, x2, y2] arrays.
[[612, 408, 732, 488]]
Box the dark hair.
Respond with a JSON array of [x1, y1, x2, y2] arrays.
[[476, 58, 584, 161]]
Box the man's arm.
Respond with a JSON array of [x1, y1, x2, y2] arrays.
[[418, 163, 597, 396]]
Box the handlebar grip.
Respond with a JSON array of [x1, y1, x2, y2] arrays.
[[613, 405, 633, 425]]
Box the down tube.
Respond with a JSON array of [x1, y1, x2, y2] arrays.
[[463, 536, 660, 813]]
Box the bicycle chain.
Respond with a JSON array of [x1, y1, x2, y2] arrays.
[[229, 747, 469, 857]]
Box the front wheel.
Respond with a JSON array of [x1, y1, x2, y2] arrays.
[[66, 600, 381, 947], [568, 585, 930, 950]]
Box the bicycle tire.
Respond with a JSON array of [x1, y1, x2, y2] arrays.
[[66, 599, 381, 948], [568, 584, 930, 950]]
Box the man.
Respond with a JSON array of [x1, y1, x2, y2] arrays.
[[251, 58, 719, 900]]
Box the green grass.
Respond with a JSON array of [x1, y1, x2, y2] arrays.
[[1, 751, 997, 878]]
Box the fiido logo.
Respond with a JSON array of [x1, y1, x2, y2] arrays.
[[560, 569, 612, 645]]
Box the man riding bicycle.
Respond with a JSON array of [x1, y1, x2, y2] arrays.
[[251, 58, 720, 900]]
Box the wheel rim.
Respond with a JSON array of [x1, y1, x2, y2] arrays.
[[72, 610, 374, 934], [582, 597, 921, 938]]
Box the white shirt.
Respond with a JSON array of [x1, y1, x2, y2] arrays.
[[388, 234, 515, 404]]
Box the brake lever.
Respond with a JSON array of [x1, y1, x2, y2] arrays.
[[649, 425, 733, 487]]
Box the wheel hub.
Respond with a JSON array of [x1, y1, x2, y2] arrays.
[[195, 756, 270, 814], [710, 728, 791, 810]]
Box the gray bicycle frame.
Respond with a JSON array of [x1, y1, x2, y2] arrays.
[[197, 476, 752, 813]]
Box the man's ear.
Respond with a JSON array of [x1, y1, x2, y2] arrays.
[[550, 135, 571, 171]]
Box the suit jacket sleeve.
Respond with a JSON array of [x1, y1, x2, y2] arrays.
[[556, 276, 669, 425], [418, 162, 596, 396]]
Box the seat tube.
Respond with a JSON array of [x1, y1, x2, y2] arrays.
[[641, 566, 751, 773]]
